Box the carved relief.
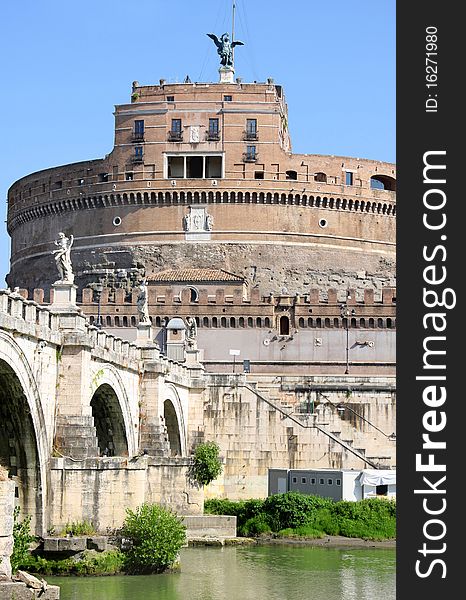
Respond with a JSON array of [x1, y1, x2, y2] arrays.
[[183, 207, 214, 233]]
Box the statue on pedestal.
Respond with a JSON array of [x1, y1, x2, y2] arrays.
[[52, 232, 74, 283], [136, 280, 151, 324], [185, 316, 198, 349], [207, 32, 244, 67]]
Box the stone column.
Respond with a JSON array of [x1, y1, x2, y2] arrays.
[[0, 478, 15, 580]]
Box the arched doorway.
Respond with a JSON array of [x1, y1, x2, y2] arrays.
[[279, 315, 290, 336], [163, 400, 182, 456], [0, 359, 42, 530], [90, 384, 129, 456]]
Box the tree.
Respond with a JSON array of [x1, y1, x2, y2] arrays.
[[191, 441, 223, 486], [121, 503, 186, 574]]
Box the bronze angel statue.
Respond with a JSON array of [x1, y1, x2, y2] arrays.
[[207, 32, 244, 67]]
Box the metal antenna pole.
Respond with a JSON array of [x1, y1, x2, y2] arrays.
[[231, 1, 236, 67]]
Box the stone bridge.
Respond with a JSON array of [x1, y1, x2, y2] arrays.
[[0, 287, 396, 536], [0, 288, 204, 535]]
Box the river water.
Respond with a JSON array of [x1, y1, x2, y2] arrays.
[[49, 544, 396, 600]]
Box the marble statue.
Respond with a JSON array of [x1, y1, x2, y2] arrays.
[[52, 232, 74, 283]]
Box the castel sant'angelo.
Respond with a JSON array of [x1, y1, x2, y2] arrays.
[[6, 43, 396, 374], [0, 30, 395, 541]]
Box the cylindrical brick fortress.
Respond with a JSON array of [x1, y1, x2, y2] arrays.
[[7, 80, 396, 294]]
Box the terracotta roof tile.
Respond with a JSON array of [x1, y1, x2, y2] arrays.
[[146, 269, 244, 283]]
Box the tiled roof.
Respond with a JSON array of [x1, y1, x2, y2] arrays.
[[146, 269, 244, 283]]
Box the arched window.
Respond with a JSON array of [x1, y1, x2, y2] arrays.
[[203, 316, 210, 327], [212, 317, 218, 328], [230, 317, 236, 328], [308, 317, 314, 327], [279, 316, 290, 335], [314, 172, 327, 183], [350, 317, 357, 328], [324, 318, 331, 328], [187, 287, 199, 302], [248, 317, 253, 327], [221, 317, 227, 327], [239, 317, 245, 328], [360, 318, 366, 328], [370, 175, 396, 191], [378, 318, 384, 328], [156, 316, 161, 327], [334, 318, 339, 328], [131, 316, 136, 326], [106, 316, 112, 326], [387, 318, 393, 328], [256, 317, 262, 328], [298, 317, 305, 328], [316, 318, 322, 327], [369, 318, 375, 329], [264, 317, 271, 328], [123, 316, 128, 327], [89, 316, 95, 324], [114, 316, 120, 327]]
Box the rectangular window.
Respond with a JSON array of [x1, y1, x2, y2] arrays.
[[254, 171, 264, 179], [246, 118, 258, 140], [78, 178, 85, 186], [292, 477, 297, 484], [166, 95, 175, 102], [310, 478, 316, 484], [245, 145, 257, 161], [208, 118, 220, 141], [169, 119, 182, 141], [345, 171, 354, 185], [328, 479, 333, 485], [319, 478, 324, 485], [301, 477, 306, 484], [224, 95, 232, 102], [209, 118, 219, 134], [98, 173, 109, 182], [134, 120, 144, 140], [135, 146, 143, 157], [125, 172, 134, 181], [336, 479, 341, 486]]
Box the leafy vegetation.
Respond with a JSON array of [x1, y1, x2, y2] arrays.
[[205, 492, 396, 541], [20, 550, 125, 576], [11, 507, 36, 573], [120, 503, 186, 573], [190, 441, 223, 486], [60, 520, 96, 537]]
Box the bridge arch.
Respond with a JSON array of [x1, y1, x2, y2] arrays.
[[162, 385, 187, 457], [0, 332, 48, 535], [88, 365, 137, 457]]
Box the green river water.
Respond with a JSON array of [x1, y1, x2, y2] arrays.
[[49, 545, 396, 600]]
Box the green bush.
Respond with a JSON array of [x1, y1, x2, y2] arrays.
[[238, 515, 271, 537], [191, 441, 223, 486], [11, 507, 36, 573], [121, 503, 186, 574], [204, 498, 266, 531], [330, 498, 396, 540], [263, 492, 333, 531]]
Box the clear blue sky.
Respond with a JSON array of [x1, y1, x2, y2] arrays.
[[0, 0, 395, 287]]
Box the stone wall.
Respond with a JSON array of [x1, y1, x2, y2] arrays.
[[48, 456, 203, 532], [0, 478, 15, 580], [196, 375, 396, 500]]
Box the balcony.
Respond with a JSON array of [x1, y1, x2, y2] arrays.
[[243, 130, 258, 141], [206, 130, 221, 142], [243, 152, 258, 163], [132, 131, 145, 142], [168, 130, 183, 142]]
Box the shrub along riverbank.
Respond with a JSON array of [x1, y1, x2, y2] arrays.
[[204, 492, 396, 541]]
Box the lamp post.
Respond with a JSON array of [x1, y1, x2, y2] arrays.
[[340, 292, 356, 374]]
